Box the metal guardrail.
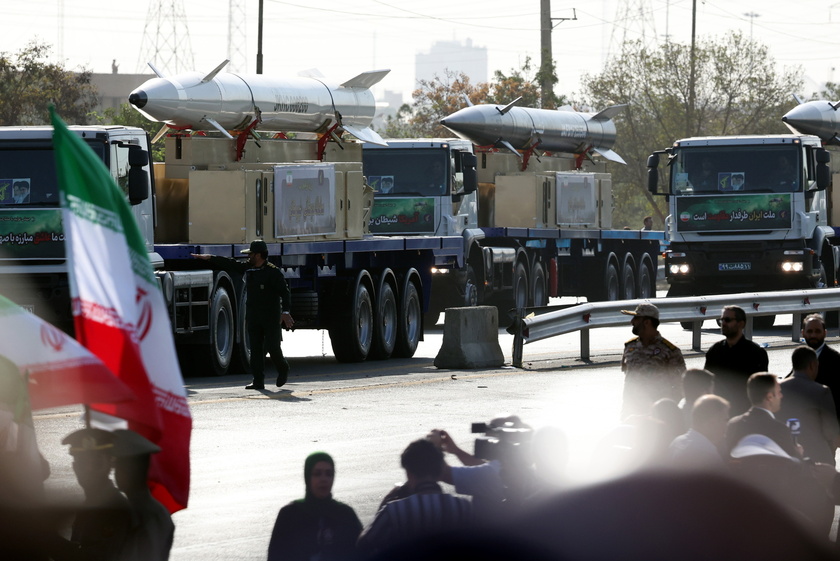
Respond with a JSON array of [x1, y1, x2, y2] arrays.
[[511, 288, 840, 366]]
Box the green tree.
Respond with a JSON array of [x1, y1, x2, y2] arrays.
[[0, 41, 98, 126], [491, 56, 565, 109], [580, 33, 803, 228], [406, 70, 491, 138], [90, 103, 166, 162]]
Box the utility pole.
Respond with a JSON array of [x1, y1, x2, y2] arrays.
[[540, 0, 576, 108], [257, 0, 264, 74], [687, 0, 696, 138]]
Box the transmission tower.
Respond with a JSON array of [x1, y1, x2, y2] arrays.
[[137, 0, 196, 74], [227, 0, 248, 73], [607, 0, 658, 59]]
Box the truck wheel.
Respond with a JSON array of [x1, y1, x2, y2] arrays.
[[369, 282, 397, 360], [602, 262, 620, 301], [330, 277, 373, 362], [233, 290, 251, 374], [620, 259, 636, 300], [530, 262, 547, 307], [394, 281, 421, 358], [754, 315, 776, 329], [464, 265, 479, 307], [204, 286, 234, 376], [637, 258, 654, 299], [513, 261, 529, 311]]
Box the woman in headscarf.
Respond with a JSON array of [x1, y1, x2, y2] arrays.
[[267, 452, 362, 561]]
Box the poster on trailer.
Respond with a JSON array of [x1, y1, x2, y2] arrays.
[[274, 165, 336, 238]]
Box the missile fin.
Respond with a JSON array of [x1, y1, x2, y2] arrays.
[[497, 97, 523, 116], [201, 60, 230, 84], [461, 94, 474, 107], [593, 147, 626, 165], [203, 118, 234, 139], [147, 62, 166, 79], [498, 139, 523, 159], [151, 124, 170, 144], [342, 125, 388, 146], [792, 93, 805, 105], [590, 104, 627, 121], [340, 70, 391, 90]]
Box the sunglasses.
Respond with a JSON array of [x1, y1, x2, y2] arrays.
[[716, 317, 739, 326]]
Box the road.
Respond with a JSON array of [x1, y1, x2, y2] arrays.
[[32, 309, 818, 559]]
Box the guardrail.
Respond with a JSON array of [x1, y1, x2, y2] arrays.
[[511, 288, 840, 367]]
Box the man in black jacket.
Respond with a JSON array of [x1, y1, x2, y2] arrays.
[[802, 313, 840, 427], [193, 240, 294, 389], [725, 372, 800, 458]]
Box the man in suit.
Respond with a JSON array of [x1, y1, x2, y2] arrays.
[[725, 372, 801, 458], [778, 346, 839, 465], [802, 313, 840, 426]]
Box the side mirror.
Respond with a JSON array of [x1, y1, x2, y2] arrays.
[[127, 144, 150, 204], [647, 153, 660, 194], [461, 152, 477, 194], [816, 148, 831, 190]]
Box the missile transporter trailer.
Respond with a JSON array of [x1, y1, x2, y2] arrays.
[[363, 139, 664, 326], [646, 134, 837, 328], [0, 127, 463, 374]]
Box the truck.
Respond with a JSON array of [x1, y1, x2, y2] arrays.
[[362, 139, 664, 326], [645, 134, 836, 327], [0, 126, 465, 374]]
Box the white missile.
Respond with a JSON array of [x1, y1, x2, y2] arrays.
[[440, 97, 627, 164], [128, 61, 389, 145], [782, 95, 840, 145]]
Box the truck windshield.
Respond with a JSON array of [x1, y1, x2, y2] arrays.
[[0, 142, 107, 207], [363, 149, 448, 196], [670, 145, 800, 195]]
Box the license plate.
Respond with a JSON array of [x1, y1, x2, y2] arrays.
[[719, 262, 751, 271]]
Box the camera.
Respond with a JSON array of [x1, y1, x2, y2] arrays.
[[471, 417, 532, 463]]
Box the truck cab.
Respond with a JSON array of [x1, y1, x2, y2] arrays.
[[647, 134, 836, 299], [0, 126, 154, 330]]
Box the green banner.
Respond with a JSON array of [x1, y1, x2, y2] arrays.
[[370, 197, 436, 234], [0, 209, 64, 259], [675, 193, 792, 232]]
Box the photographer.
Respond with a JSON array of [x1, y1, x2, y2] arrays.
[[429, 416, 536, 522]]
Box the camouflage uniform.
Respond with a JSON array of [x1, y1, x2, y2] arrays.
[[621, 333, 686, 418]]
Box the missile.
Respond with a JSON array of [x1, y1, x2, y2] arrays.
[[782, 95, 840, 145], [440, 97, 627, 164], [128, 61, 390, 145]]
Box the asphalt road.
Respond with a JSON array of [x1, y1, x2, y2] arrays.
[[30, 308, 817, 560]]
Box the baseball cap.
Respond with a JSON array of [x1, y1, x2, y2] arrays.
[[241, 240, 268, 254], [620, 303, 660, 320]]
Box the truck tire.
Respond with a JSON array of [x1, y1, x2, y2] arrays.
[[620, 258, 636, 300], [513, 261, 529, 311], [597, 261, 620, 302], [464, 265, 479, 307], [530, 261, 547, 307], [203, 286, 235, 376], [637, 258, 655, 299], [330, 276, 373, 362], [234, 289, 251, 374], [753, 315, 776, 329], [369, 281, 397, 360], [394, 281, 421, 358]]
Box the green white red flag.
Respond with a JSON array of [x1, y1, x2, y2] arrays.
[[50, 107, 192, 513]]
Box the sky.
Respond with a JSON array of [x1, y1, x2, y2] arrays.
[[3, 0, 840, 106]]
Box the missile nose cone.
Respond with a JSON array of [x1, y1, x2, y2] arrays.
[[781, 102, 832, 139], [128, 90, 148, 109]]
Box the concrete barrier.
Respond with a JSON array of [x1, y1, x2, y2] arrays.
[[434, 306, 505, 369]]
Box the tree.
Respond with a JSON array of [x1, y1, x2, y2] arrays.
[[0, 41, 98, 126], [579, 33, 803, 227], [491, 56, 565, 109], [404, 70, 490, 138]]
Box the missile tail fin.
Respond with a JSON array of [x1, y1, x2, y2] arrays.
[[342, 125, 388, 146], [201, 60, 230, 84], [151, 124, 170, 144], [203, 118, 234, 139], [593, 147, 626, 165], [147, 62, 166, 78], [340, 70, 391, 90], [590, 104, 627, 121]]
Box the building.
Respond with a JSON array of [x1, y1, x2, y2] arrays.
[[415, 39, 487, 89]]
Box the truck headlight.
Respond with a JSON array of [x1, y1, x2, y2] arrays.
[[669, 264, 690, 275], [431, 267, 450, 274], [781, 261, 803, 272]]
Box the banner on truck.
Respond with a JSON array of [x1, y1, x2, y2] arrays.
[[370, 197, 436, 234], [274, 165, 336, 237], [675, 193, 792, 232]]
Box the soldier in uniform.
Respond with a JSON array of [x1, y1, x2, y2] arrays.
[[50, 428, 132, 561], [193, 240, 295, 389], [620, 303, 686, 419]]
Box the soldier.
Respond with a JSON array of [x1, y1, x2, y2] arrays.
[[620, 303, 686, 419], [112, 430, 174, 561], [50, 428, 132, 561], [193, 240, 295, 389]]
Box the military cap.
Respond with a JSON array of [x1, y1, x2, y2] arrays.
[[241, 239, 268, 254], [111, 429, 161, 458], [62, 428, 116, 455], [620, 302, 660, 320]]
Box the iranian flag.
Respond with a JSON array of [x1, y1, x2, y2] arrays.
[[50, 107, 192, 513]]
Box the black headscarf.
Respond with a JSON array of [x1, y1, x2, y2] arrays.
[[304, 451, 334, 500]]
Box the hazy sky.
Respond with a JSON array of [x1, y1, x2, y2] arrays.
[[3, 0, 839, 104]]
